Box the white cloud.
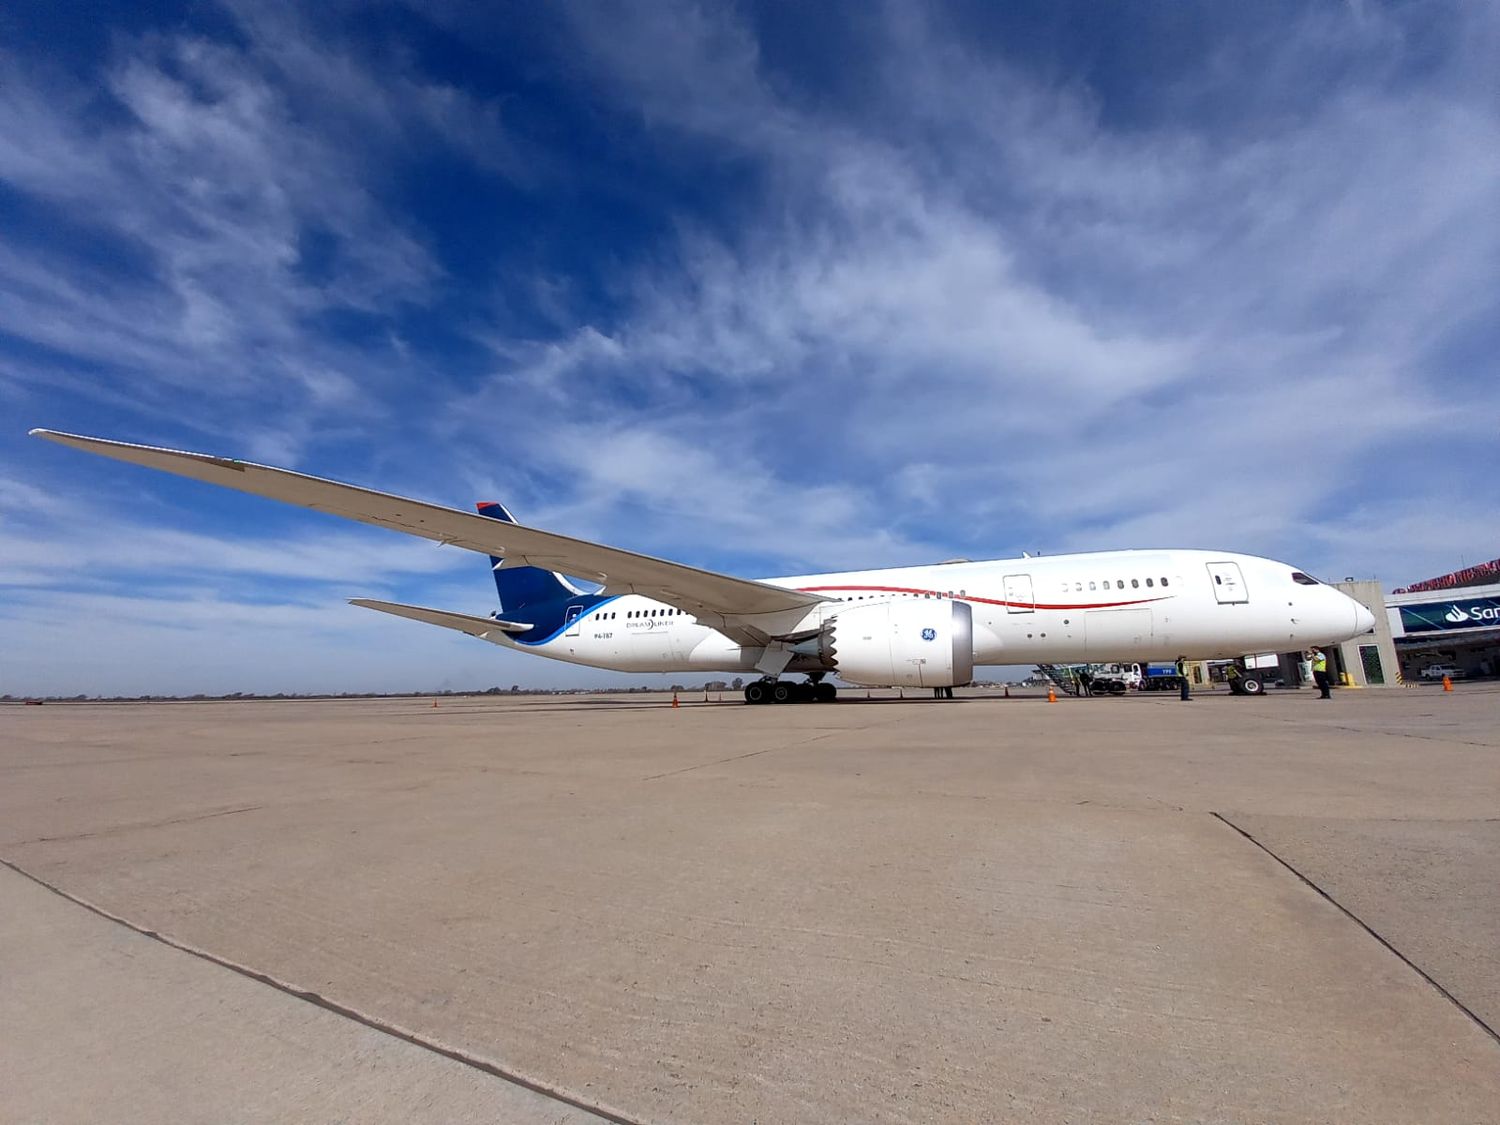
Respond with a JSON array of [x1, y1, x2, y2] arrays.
[[0, 6, 521, 457], [448, 0, 1499, 586]]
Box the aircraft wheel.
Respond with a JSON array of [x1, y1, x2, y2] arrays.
[[794, 681, 816, 703], [771, 681, 794, 704], [816, 682, 838, 703], [744, 681, 768, 705], [1240, 676, 1264, 695]]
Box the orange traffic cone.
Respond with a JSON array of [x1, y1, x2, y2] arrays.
[[672, 692, 680, 708], [432, 699, 438, 708], [1047, 686, 1057, 703], [1443, 675, 1453, 692]]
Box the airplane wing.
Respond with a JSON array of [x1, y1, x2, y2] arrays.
[[29, 431, 828, 629], [349, 598, 532, 639]]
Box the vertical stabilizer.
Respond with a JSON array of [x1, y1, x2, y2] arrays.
[[475, 502, 574, 613]]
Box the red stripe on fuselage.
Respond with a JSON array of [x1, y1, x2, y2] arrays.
[[796, 584, 1171, 611]]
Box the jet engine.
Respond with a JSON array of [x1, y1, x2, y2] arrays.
[[824, 599, 974, 688]]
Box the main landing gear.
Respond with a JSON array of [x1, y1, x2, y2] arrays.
[[743, 676, 838, 704]]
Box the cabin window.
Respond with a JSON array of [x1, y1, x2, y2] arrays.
[[1074, 583, 1082, 592], [1117, 580, 1125, 589], [1089, 581, 1096, 591], [1131, 579, 1139, 588], [1161, 577, 1169, 587], [1145, 578, 1153, 587]]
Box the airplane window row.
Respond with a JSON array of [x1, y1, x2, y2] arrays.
[[830, 590, 968, 601], [1063, 577, 1171, 593]]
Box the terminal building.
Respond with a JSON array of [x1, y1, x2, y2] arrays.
[[1385, 558, 1500, 681]]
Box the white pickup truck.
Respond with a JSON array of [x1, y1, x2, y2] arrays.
[[1420, 663, 1465, 681]]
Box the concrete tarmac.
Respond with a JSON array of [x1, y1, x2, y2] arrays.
[[3, 684, 1497, 1123]]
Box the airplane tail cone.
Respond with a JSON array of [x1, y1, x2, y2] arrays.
[[1443, 675, 1454, 692], [1047, 687, 1057, 703]]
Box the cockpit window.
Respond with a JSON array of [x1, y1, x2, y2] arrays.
[[1290, 571, 1321, 585]]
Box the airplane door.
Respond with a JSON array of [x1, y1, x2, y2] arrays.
[[1206, 562, 1248, 604], [564, 604, 585, 636], [1003, 574, 1034, 613]]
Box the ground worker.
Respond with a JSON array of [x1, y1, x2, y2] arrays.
[[1311, 647, 1332, 699], [1176, 657, 1191, 701]]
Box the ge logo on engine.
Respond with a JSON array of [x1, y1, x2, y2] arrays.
[[921, 627, 936, 641]]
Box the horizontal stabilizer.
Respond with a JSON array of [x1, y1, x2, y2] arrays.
[[349, 598, 533, 638]]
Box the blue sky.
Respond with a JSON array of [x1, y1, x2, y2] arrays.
[[3, 0, 1498, 695]]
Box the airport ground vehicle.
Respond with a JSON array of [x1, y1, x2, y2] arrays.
[[1140, 662, 1183, 691], [1420, 663, 1465, 681], [1084, 663, 1141, 694]]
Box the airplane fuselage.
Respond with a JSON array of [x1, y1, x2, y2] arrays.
[[490, 548, 1374, 679]]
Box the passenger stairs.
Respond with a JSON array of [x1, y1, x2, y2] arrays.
[[1036, 664, 1081, 697]]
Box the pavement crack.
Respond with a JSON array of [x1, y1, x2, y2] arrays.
[[0, 857, 645, 1125], [1210, 812, 1499, 1048], [11, 804, 266, 846], [640, 727, 856, 781]]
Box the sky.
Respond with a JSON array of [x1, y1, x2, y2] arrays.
[[3, 0, 1498, 696]]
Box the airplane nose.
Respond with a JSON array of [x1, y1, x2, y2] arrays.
[[1353, 601, 1376, 635]]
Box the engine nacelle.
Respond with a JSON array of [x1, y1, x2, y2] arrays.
[[826, 599, 974, 688]]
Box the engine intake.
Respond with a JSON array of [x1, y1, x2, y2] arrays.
[[826, 599, 974, 688]]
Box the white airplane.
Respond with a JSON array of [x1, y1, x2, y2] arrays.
[[31, 431, 1376, 703]]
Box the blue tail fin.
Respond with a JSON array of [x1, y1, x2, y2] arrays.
[[475, 502, 575, 613]]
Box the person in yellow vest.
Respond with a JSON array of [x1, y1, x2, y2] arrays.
[[1310, 647, 1332, 699]]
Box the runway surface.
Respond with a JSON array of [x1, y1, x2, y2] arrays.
[[4, 685, 1497, 1123]]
